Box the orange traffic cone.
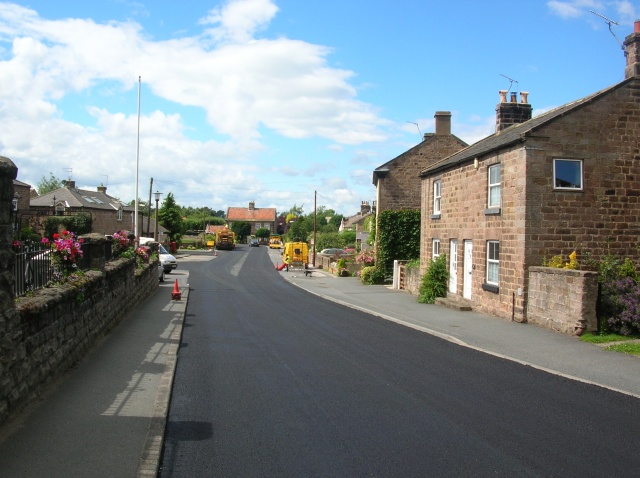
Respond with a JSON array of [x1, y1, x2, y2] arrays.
[[214, 250, 218, 257], [171, 279, 181, 300], [275, 262, 279, 270]]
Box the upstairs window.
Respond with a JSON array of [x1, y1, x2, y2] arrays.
[[433, 180, 442, 215], [554, 159, 583, 190], [488, 164, 501, 208]]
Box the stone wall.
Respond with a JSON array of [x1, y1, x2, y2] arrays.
[[526, 267, 598, 335], [0, 257, 158, 426]]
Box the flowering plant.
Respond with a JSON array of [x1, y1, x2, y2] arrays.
[[112, 231, 133, 257], [355, 249, 375, 266], [41, 230, 84, 276], [135, 246, 150, 265]]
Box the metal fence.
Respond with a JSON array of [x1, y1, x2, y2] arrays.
[[12, 240, 112, 297]]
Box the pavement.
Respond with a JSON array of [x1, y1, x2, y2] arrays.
[[1, 249, 639, 477]]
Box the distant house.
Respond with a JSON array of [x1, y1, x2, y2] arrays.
[[418, 22, 640, 322], [226, 201, 277, 235], [339, 201, 376, 249], [29, 180, 142, 236], [373, 111, 468, 219]]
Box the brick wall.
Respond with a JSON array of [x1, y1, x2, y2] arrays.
[[527, 267, 598, 335]]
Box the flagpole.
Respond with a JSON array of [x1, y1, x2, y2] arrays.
[[135, 76, 141, 239]]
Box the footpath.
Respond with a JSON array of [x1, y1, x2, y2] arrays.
[[1, 251, 639, 477]]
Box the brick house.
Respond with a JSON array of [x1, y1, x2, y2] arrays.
[[372, 111, 468, 219], [29, 180, 142, 236], [418, 21, 640, 322], [226, 201, 276, 236]]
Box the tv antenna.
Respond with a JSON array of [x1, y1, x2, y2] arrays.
[[590, 10, 625, 54], [63, 168, 73, 180], [406, 121, 422, 138], [100, 174, 109, 187], [500, 74, 518, 93]]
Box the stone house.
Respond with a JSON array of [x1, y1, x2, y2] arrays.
[[339, 201, 376, 249], [372, 111, 468, 220], [418, 21, 640, 322], [226, 201, 276, 236], [28, 180, 143, 236]]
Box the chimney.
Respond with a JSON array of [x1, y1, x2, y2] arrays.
[[249, 201, 255, 210], [360, 201, 370, 215], [371, 200, 377, 215], [495, 90, 532, 132], [63, 180, 75, 189], [434, 111, 451, 136], [624, 20, 640, 79], [97, 184, 107, 194]]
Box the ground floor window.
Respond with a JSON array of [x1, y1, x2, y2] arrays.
[[486, 241, 499, 285], [432, 239, 440, 260]]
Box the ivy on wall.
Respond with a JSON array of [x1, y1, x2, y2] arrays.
[[44, 213, 92, 238], [377, 209, 421, 277]]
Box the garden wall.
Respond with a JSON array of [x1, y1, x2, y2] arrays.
[[0, 254, 158, 427], [526, 266, 599, 336]]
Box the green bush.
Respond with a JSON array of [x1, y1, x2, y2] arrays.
[[418, 254, 449, 304], [360, 265, 385, 285]]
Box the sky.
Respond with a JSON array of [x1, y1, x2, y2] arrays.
[[1, 0, 638, 216]]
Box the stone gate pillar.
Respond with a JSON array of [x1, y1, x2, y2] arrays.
[[0, 156, 19, 423]]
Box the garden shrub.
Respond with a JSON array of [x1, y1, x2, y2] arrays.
[[601, 277, 640, 336], [360, 266, 385, 285], [418, 254, 448, 304]]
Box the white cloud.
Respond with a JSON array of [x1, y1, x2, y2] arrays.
[[0, 0, 386, 211]]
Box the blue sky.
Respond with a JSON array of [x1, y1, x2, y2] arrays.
[[1, 0, 638, 216]]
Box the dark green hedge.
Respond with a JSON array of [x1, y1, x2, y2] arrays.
[[377, 209, 421, 277]]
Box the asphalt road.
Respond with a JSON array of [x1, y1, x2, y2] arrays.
[[159, 246, 640, 477]]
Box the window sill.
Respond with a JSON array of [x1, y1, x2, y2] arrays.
[[482, 283, 499, 293], [430, 214, 441, 220], [484, 208, 501, 216]]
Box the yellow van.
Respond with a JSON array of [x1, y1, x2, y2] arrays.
[[282, 242, 309, 270]]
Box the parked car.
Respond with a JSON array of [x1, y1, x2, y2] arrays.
[[250, 238, 260, 247], [158, 244, 177, 273], [317, 248, 351, 258]]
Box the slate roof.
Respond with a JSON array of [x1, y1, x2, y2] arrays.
[[420, 78, 633, 176], [226, 206, 276, 222], [31, 185, 133, 211]]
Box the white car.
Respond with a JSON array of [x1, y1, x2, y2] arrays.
[[158, 244, 177, 274], [139, 238, 177, 274]]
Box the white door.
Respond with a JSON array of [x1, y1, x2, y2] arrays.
[[463, 240, 473, 299], [449, 239, 458, 294]]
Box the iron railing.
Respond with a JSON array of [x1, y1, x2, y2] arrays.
[[12, 240, 113, 297]]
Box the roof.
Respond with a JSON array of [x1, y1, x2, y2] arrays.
[[374, 131, 467, 185], [226, 206, 276, 222], [206, 225, 228, 234], [420, 78, 636, 177], [30, 185, 133, 211]]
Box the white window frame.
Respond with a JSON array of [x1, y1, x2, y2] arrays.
[[117, 206, 123, 221], [432, 239, 440, 260], [553, 159, 583, 190], [486, 241, 499, 285], [433, 180, 441, 215], [488, 164, 501, 208]]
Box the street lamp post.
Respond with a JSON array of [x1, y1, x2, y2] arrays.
[[154, 191, 162, 241]]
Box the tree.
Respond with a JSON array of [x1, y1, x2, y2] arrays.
[[37, 172, 63, 195], [255, 228, 270, 240], [231, 221, 251, 241], [158, 192, 184, 242]]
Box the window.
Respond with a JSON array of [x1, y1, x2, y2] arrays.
[[554, 159, 583, 190], [433, 180, 441, 215], [432, 239, 440, 260], [486, 241, 499, 285], [488, 164, 501, 208], [117, 206, 123, 221]]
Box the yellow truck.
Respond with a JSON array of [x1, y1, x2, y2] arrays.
[[282, 242, 309, 271], [269, 234, 283, 249], [215, 229, 235, 250]]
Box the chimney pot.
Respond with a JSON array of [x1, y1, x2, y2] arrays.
[[499, 90, 508, 103], [510, 92, 517, 103], [520, 91, 529, 104]]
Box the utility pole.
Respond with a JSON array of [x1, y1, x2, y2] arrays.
[[313, 190, 317, 267]]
